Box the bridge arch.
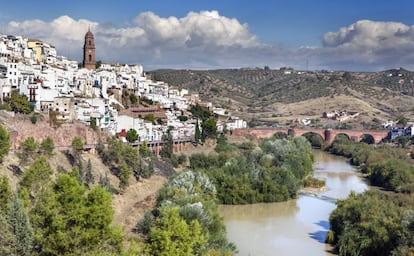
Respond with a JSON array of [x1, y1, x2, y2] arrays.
[[360, 134, 375, 144], [302, 132, 324, 148], [232, 128, 389, 146], [274, 131, 288, 139], [332, 133, 351, 142]]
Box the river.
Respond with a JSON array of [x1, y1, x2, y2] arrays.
[[219, 150, 369, 256]]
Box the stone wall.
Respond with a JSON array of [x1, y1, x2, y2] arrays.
[[0, 112, 105, 150]]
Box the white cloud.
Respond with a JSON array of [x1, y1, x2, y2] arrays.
[[319, 20, 414, 70], [3, 14, 414, 71]]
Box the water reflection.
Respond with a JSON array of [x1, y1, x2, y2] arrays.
[[219, 150, 368, 256]]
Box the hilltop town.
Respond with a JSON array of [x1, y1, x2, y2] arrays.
[[0, 31, 246, 148]]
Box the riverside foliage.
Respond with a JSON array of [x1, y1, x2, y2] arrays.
[[329, 137, 414, 192], [136, 171, 236, 255], [190, 136, 314, 204], [327, 138, 414, 255]]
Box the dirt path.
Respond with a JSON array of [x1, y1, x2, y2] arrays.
[[112, 175, 167, 238]]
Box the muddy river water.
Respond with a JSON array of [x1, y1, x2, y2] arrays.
[[219, 150, 368, 256]]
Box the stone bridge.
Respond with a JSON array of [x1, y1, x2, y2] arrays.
[[232, 128, 389, 145]]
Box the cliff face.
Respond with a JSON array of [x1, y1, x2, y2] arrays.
[[0, 111, 105, 150]]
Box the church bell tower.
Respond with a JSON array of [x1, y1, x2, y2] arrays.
[[83, 28, 96, 70]]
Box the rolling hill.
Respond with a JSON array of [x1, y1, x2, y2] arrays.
[[149, 67, 414, 129]]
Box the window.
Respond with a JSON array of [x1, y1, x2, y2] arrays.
[[88, 54, 92, 62], [89, 40, 91, 46]]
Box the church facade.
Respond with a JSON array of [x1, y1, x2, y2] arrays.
[[83, 29, 96, 70]]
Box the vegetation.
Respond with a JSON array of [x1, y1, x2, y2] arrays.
[[327, 191, 414, 256], [2, 90, 34, 114], [189, 104, 211, 121], [97, 136, 154, 188], [201, 118, 217, 142], [329, 137, 414, 192], [149, 68, 414, 106], [126, 128, 138, 143], [189, 136, 314, 204], [0, 125, 10, 162], [0, 138, 145, 255], [326, 138, 414, 255], [136, 170, 236, 255]]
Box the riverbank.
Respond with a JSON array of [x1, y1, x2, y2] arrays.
[[220, 149, 368, 256]]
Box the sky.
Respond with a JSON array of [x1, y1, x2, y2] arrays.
[[1, 0, 414, 71]]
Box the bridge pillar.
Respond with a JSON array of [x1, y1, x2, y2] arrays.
[[324, 129, 334, 144], [288, 128, 296, 137], [350, 135, 359, 142]]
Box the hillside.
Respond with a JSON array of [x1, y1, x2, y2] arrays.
[[149, 68, 414, 128]]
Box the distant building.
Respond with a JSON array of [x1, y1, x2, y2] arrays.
[[83, 29, 96, 70]]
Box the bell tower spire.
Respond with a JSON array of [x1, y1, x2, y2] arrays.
[[83, 28, 96, 70]]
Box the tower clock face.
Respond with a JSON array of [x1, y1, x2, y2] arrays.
[[88, 50, 92, 53]]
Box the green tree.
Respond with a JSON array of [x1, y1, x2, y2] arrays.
[[5, 90, 33, 114], [0, 125, 10, 162], [0, 212, 16, 255], [85, 159, 95, 187], [189, 104, 211, 121], [90, 117, 97, 130], [201, 118, 217, 141], [394, 135, 410, 148], [0, 175, 11, 213], [9, 193, 33, 256], [119, 162, 132, 190], [129, 94, 138, 105], [18, 136, 38, 163], [31, 174, 123, 255], [71, 136, 84, 158], [99, 173, 116, 194], [126, 128, 139, 143], [160, 128, 173, 159], [139, 142, 152, 157], [194, 119, 201, 144], [396, 114, 409, 126], [39, 136, 54, 156], [149, 206, 207, 256], [143, 114, 155, 124], [19, 157, 52, 197]]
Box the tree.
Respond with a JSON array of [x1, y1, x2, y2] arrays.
[[194, 119, 201, 144], [20, 156, 52, 190], [0, 125, 10, 162], [0, 175, 11, 213], [4, 90, 33, 114], [160, 128, 173, 159], [139, 142, 152, 157], [39, 136, 54, 155], [31, 174, 124, 255], [99, 173, 116, 193], [119, 162, 132, 190], [143, 114, 155, 124], [0, 212, 16, 256], [149, 206, 207, 256], [126, 128, 138, 143], [201, 118, 217, 141], [129, 94, 138, 105], [18, 136, 38, 163], [189, 104, 211, 121], [85, 159, 95, 187], [394, 135, 410, 148], [71, 136, 84, 158], [90, 117, 97, 130], [396, 114, 409, 126], [9, 193, 33, 256]]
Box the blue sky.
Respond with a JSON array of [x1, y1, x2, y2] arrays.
[[1, 0, 414, 71]]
